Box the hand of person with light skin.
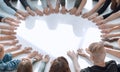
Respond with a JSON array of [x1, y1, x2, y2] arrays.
[[77, 48, 89, 58], [43, 8, 50, 15], [60, 6, 68, 14], [69, 7, 77, 15], [67, 50, 80, 72], [0, 25, 17, 30], [75, 10, 82, 16], [34, 53, 43, 61], [101, 28, 112, 34], [26, 7, 35, 16], [49, 6, 55, 14], [98, 24, 119, 29], [82, 12, 92, 18], [92, 16, 103, 23], [88, 12, 99, 20], [35, 8, 43, 16], [42, 55, 50, 63], [2, 17, 20, 26], [17, 10, 29, 18], [1, 30, 16, 35], [54, 5, 60, 13], [0, 35, 16, 41]]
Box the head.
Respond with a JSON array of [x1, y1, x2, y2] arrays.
[[88, 42, 106, 63], [49, 56, 71, 72], [0, 44, 4, 59], [17, 58, 33, 72], [111, 0, 120, 10]]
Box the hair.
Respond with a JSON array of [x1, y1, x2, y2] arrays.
[[17, 59, 33, 72], [111, 0, 120, 10], [88, 42, 105, 57], [49, 56, 71, 72]]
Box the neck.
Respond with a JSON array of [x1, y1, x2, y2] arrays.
[[94, 61, 105, 67]]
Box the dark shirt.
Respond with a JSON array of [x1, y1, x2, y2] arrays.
[[81, 60, 120, 72]]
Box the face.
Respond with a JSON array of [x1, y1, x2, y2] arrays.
[[21, 58, 31, 63]]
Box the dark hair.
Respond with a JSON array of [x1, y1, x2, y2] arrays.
[[111, 0, 120, 10], [49, 56, 71, 72], [17, 59, 33, 72]]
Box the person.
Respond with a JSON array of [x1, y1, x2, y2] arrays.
[[67, 42, 120, 72], [82, 0, 120, 24], [0, 16, 20, 26], [101, 23, 120, 34], [96, 11, 120, 25], [101, 33, 120, 39], [0, 25, 17, 30], [69, 0, 87, 16], [0, 0, 28, 20], [19, 0, 42, 16], [54, 0, 68, 14], [82, 0, 106, 18], [0, 39, 19, 46], [49, 56, 71, 72], [0, 29, 16, 35]]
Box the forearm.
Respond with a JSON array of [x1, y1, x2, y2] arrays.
[[72, 58, 81, 72], [111, 25, 120, 31], [19, 0, 31, 10], [89, 0, 105, 14], [74, 0, 82, 9], [4, 0, 17, 11], [77, 0, 87, 11], [104, 11, 120, 22], [108, 33, 120, 38], [60, 0, 65, 7], [41, 0, 48, 9], [106, 48, 120, 58], [11, 50, 23, 57]]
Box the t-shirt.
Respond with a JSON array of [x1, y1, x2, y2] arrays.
[[80, 60, 120, 72]]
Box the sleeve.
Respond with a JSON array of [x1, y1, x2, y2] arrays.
[[97, 0, 111, 15], [2, 53, 12, 63], [80, 67, 90, 72], [60, 0, 66, 6], [38, 61, 47, 72], [41, 0, 48, 9], [103, 5, 120, 19], [3, 0, 18, 11], [19, 0, 32, 10], [74, 0, 82, 9], [0, 16, 4, 22], [0, 59, 21, 71], [117, 64, 120, 72]]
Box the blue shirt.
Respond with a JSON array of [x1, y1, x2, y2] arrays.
[[0, 53, 21, 71]]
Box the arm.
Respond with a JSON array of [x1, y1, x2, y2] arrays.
[[97, 0, 111, 15], [19, 0, 31, 10], [77, 0, 87, 11], [4, 0, 17, 11], [88, 0, 106, 14], [74, 0, 82, 9], [106, 48, 120, 58]]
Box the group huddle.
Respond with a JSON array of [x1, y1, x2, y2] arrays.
[[0, 0, 120, 72]]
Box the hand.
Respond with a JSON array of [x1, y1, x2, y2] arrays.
[[43, 8, 50, 15], [60, 7, 68, 14], [54, 6, 60, 13], [49, 7, 54, 14], [67, 50, 77, 60], [35, 9, 43, 16], [26, 7, 35, 16], [22, 47, 32, 54], [101, 29, 112, 34], [42, 55, 50, 63], [34, 53, 43, 61], [77, 48, 88, 58], [92, 16, 103, 23], [96, 20, 107, 26], [75, 10, 82, 16], [82, 12, 91, 18], [88, 12, 98, 20], [1, 30, 16, 35], [69, 8, 77, 15]]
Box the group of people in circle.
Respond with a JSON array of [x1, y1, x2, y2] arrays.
[[0, 0, 120, 72]]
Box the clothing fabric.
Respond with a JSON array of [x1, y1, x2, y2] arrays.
[[38, 61, 47, 72], [4, 0, 17, 11], [0, 16, 4, 22], [80, 60, 120, 72], [0, 53, 21, 71], [0, 0, 16, 15], [74, 0, 82, 9]]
